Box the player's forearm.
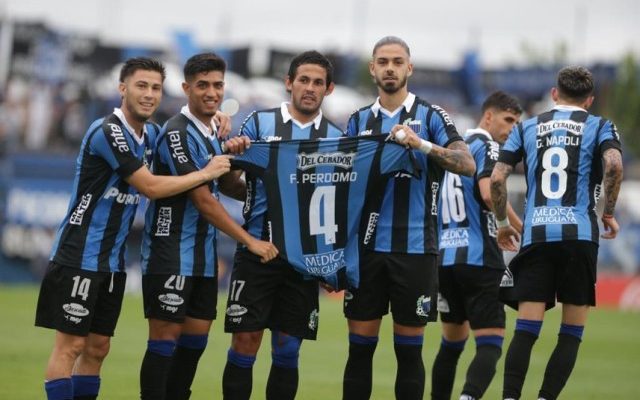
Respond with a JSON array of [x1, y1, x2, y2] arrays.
[[218, 171, 246, 202], [427, 141, 476, 176], [196, 198, 255, 246], [602, 148, 623, 215], [506, 202, 523, 232], [128, 167, 209, 200], [490, 162, 513, 221]]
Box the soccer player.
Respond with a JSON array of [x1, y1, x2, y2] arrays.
[[221, 50, 343, 400], [34, 57, 232, 400], [342, 36, 475, 400], [490, 66, 623, 400], [431, 91, 523, 400], [138, 52, 278, 400]]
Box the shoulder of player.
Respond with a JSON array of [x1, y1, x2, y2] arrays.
[[323, 117, 344, 137]]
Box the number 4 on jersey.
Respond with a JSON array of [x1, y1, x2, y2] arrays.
[[309, 186, 338, 245]]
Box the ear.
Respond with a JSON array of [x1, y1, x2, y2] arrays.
[[325, 82, 335, 96], [181, 81, 190, 96], [407, 62, 414, 77], [551, 87, 559, 102], [368, 61, 375, 78], [285, 75, 293, 93], [118, 82, 126, 98]]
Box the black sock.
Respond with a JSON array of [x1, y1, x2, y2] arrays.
[[503, 330, 538, 399], [393, 335, 425, 400], [343, 334, 378, 400], [431, 338, 466, 400], [140, 340, 176, 400], [266, 365, 299, 400], [462, 343, 502, 399], [222, 349, 256, 400], [538, 333, 582, 400], [165, 345, 206, 399]]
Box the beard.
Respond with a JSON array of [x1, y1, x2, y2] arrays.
[[375, 75, 408, 94]]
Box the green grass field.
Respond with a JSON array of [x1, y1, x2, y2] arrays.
[[1, 285, 639, 399]]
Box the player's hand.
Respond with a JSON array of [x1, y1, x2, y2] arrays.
[[213, 111, 232, 139], [223, 136, 251, 155], [390, 124, 419, 148], [247, 238, 279, 263], [496, 225, 520, 252], [601, 215, 619, 239], [201, 155, 233, 180]]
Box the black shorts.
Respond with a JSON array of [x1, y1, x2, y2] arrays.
[[500, 240, 598, 310], [343, 251, 438, 326], [142, 274, 218, 322], [437, 264, 506, 330], [224, 250, 320, 340], [35, 262, 126, 337]]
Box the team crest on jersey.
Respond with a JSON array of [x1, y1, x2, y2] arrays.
[[107, 123, 131, 153], [403, 118, 422, 135], [69, 194, 92, 225], [500, 267, 514, 287], [308, 308, 319, 331], [296, 152, 356, 170], [437, 293, 450, 313], [416, 295, 431, 317]]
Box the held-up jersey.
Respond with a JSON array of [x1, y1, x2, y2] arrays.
[[141, 112, 223, 277], [239, 104, 343, 243], [499, 105, 622, 247], [438, 129, 505, 269], [231, 135, 417, 289], [346, 93, 463, 255], [50, 109, 158, 272]]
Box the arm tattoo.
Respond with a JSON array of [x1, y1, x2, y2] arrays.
[[490, 162, 513, 220], [429, 140, 476, 176], [602, 148, 623, 215]]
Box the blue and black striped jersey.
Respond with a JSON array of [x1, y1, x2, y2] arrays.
[[345, 93, 463, 254], [141, 107, 224, 277], [240, 103, 343, 242], [438, 129, 505, 269], [499, 105, 622, 246], [232, 135, 416, 289], [50, 108, 158, 272]]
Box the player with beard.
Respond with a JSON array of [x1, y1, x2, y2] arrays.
[[342, 36, 475, 400], [221, 50, 343, 400]]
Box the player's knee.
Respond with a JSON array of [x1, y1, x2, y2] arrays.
[[231, 331, 262, 355], [271, 332, 302, 369], [84, 337, 111, 361], [60, 337, 86, 361]]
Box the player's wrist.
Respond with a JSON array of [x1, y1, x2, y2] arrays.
[[602, 213, 614, 219], [418, 139, 433, 155], [496, 217, 510, 229]]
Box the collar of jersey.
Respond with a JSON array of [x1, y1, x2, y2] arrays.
[[465, 128, 493, 141], [280, 102, 322, 129], [553, 104, 587, 113], [371, 92, 415, 118], [113, 107, 146, 145], [181, 105, 218, 138]]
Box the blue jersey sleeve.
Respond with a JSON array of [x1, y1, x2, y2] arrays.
[[239, 111, 260, 140], [89, 122, 144, 178], [499, 122, 524, 166], [428, 104, 463, 147], [345, 111, 359, 137], [477, 139, 499, 179], [157, 129, 200, 176], [598, 119, 622, 155]]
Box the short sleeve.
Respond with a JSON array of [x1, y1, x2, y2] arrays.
[[89, 123, 144, 178]]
